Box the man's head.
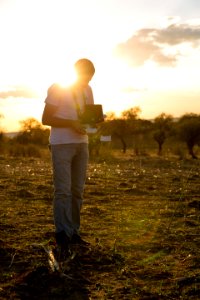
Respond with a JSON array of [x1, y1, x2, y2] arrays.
[[74, 58, 95, 87]]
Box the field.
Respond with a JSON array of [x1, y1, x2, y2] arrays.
[[0, 152, 200, 299]]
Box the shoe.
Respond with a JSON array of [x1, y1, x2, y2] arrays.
[[55, 230, 70, 260], [70, 234, 90, 246]]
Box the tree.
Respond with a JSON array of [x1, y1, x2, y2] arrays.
[[100, 118, 128, 153], [153, 113, 173, 155], [104, 111, 116, 120], [99, 107, 141, 153], [176, 113, 200, 159], [16, 118, 49, 145], [131, 118, 153, 155], [121, 106, 141, 120]]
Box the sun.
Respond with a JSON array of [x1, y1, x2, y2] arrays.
[[54, 65, 77, 88]]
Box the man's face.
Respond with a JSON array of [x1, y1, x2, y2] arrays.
[[76, 71, 94, 87]]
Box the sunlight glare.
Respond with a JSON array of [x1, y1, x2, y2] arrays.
[[55, 66, 77, 88]]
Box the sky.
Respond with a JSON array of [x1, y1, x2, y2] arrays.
[[0, 0, 200, 132]]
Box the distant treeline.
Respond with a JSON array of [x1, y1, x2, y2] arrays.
[[0, 108, 200, 159]]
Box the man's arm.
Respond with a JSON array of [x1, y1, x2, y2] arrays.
[[42, 103, 86, 134]]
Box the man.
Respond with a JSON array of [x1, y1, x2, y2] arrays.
[[42, 58, 95, 256]]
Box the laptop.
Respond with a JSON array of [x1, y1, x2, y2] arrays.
[[80, 104, 104, 124]]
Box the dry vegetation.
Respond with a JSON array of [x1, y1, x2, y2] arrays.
[[0, 151, 199, 299]]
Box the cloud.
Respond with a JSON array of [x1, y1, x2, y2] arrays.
[[115, 22, 200, 67], [0, 86, 37, 99], [155, 23, 200, 46]]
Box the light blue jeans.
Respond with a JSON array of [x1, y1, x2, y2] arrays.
[[51, 143, 89, 238]]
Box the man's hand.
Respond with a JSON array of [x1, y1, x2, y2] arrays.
[[71, 121, 86, 135]]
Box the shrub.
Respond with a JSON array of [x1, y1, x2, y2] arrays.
[[8, 143, 41, 158]]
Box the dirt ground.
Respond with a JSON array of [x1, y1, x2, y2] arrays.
[[0, 154, 199, 299]]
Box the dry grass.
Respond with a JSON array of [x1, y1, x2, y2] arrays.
[[0, 153, 199, 299]]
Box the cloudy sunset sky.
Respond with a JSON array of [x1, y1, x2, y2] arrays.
[[0, 0, 200, 132]]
